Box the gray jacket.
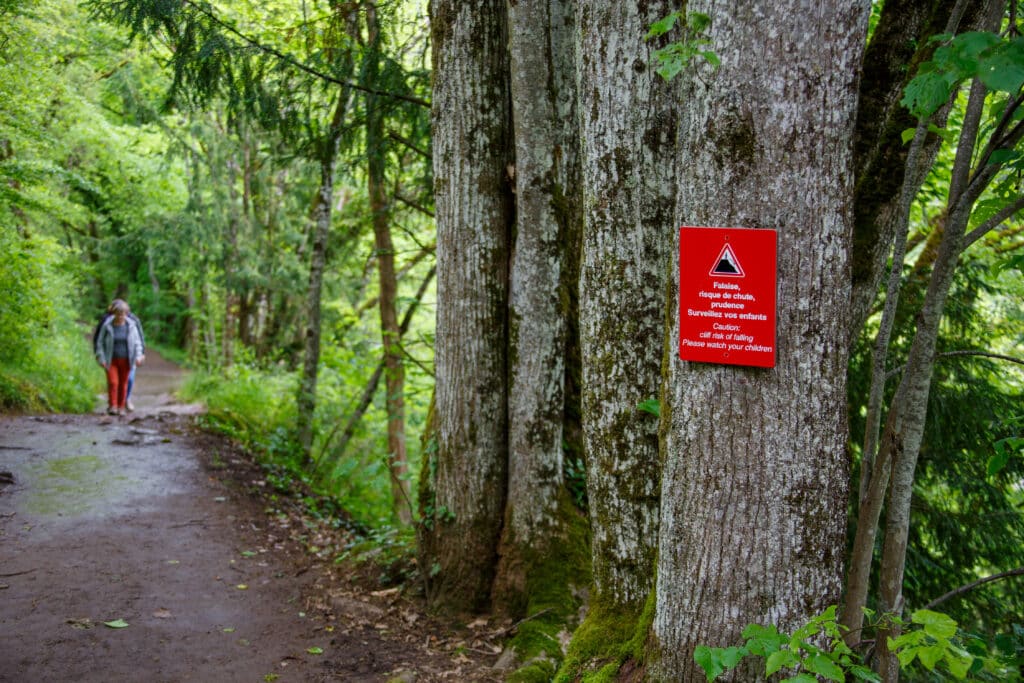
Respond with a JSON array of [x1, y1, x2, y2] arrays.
[[95, 318, 144, 367]]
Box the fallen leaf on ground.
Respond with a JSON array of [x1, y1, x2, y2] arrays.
[[103, 619, 129, 629], [152, 608, 172, 619], [66, 618, 94, 630]]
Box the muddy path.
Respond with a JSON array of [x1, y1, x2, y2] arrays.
[[0, 351, 501, 682]]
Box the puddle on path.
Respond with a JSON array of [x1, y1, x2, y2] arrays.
[[1, 419, 199, 527], [23, 453, 133, 516]]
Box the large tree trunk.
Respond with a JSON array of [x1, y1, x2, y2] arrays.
[[576, 0, 677, 612], [847, 0, 968, 340], [419, 0, 513, 614], [653, 2, 869, 679], [491, 0, 582, 616]]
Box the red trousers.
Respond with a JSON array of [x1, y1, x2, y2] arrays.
[[106, 357, 131, 409]]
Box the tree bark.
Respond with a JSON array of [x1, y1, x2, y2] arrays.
[[848, 0, 968, 340], [653, 2, 869, 679], [491, 0, 582, 616], [419, 0, 513, 613], [576, 0, 677, 611]]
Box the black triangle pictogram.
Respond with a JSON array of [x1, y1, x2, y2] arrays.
[[710, 244, 744, 277]]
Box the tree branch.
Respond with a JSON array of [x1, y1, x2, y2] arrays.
[[388, 130, 430, 159], [920, 567, 1024, 611], [181, 0, 430, 109], [964, 196, 1024, 247], [886, 349, 1024, 380], [394, 192, 434, 217]]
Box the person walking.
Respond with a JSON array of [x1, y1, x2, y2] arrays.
[[94, 300, 145, 416], [93, 299, 146, 411]]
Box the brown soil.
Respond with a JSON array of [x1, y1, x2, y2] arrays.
[[0, 351, 504, 682]]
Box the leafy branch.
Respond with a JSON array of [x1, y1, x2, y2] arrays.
[[645, 11, 719, 82]]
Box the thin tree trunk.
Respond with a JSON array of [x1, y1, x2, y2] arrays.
[[576, 0, 677, 611], [419, 0, 513, 614], [653, 2, 869, 679], [296, 87, 351, 461], [364, 1, 412, 526], [843, 0, 998, 640], [875, 35, 1006, 675]]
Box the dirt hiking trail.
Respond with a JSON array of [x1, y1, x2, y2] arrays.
[[1, 350, 500, 682]]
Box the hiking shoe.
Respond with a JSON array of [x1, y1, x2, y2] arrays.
[[106, 407, 117, 415], [126, 400, 135, 412]]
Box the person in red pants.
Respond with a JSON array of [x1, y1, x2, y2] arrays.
[[94, 299, 145, 416]]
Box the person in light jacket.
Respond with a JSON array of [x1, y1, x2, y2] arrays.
[[92, 300, 146, 411], [95, 300, 145, 416]]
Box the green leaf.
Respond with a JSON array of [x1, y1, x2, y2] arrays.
[[720, 646, 746, 669], [766, 649, 799, 675], [103, 619, 129, 629], [988, 148, 1022, 165], [918, 643, 944, 671], [306, 646, 323, 655], [902, 70, 954, 118], [978, 38, 1024, 93], [901, 127, 917, 144], [646, 12, 681, 39], [743, 623, 785, 656], [694, 645, 725, 681], [944, 648, 973, 679], [689, 12, 712, 33], [637, 399, 661, 417], [805, 653, 845, 682], [987, 450, 1011, 476], [912, 609, 958, 639], [896, 644, 922, 667]]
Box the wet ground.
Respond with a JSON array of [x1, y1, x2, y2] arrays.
[[0, 352, 500, 682]]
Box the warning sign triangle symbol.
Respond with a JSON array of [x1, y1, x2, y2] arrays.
[[710, 244, 744, 277]]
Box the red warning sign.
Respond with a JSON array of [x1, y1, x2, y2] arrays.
[[679, 226, 777, 368]]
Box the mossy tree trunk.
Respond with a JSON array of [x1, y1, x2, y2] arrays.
[[653, 2, 869, 679], [491, 0, 583, 616], [847, 0, 968, 343], [420, 0, 514, 614], [576, 0, 677, 613]]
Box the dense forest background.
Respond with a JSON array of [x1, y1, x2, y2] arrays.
[[1, 0, 1022, 680]]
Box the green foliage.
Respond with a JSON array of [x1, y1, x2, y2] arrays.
[[902, 32, 1024, 118], [693, 606, 878, 683], [645, 11, 719, 82], [0, 232, 100, 413], [887, 610, 1022, 681]]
